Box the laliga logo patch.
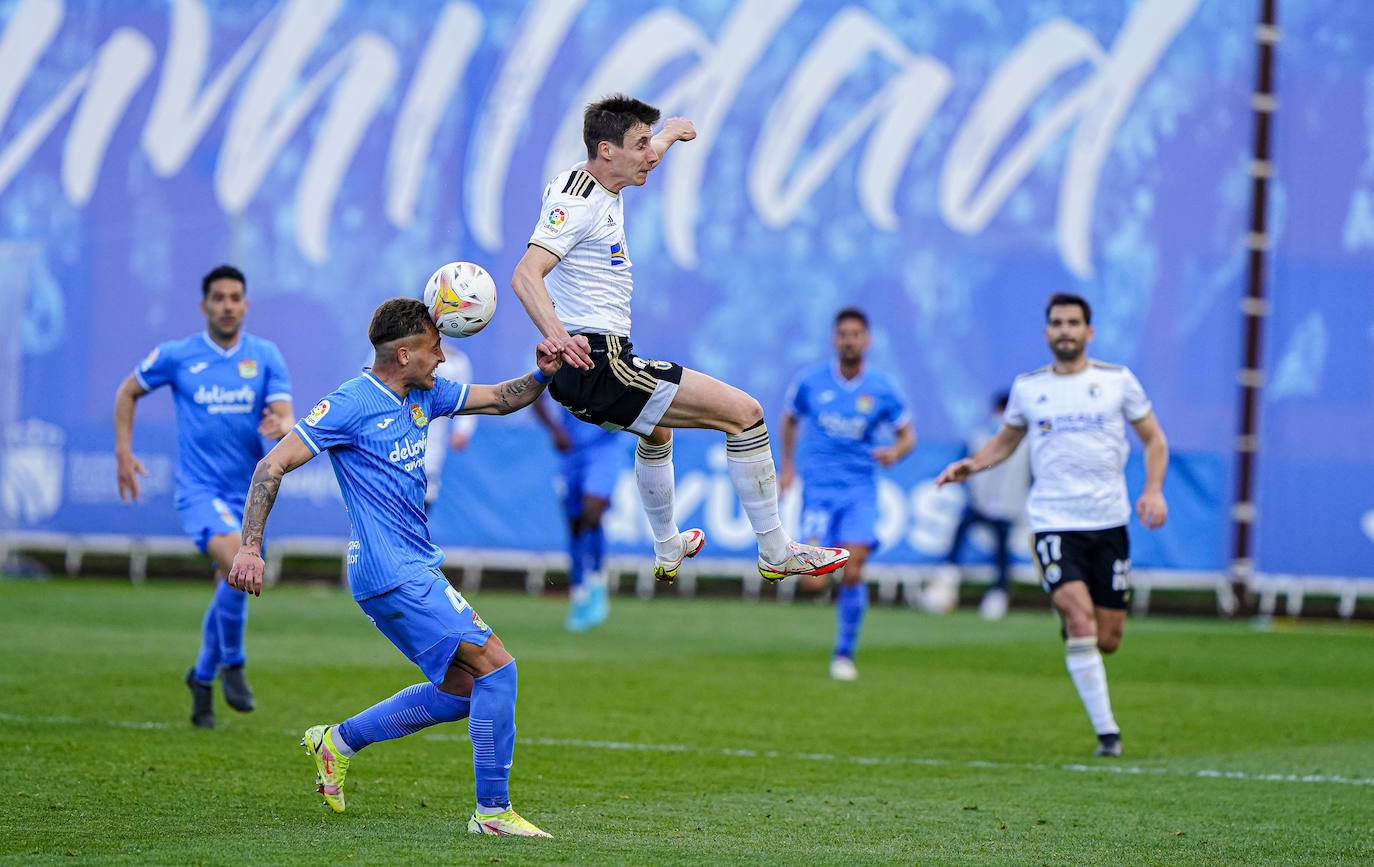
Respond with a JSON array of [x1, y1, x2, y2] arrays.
[[238, 359, 258, 379], [545, 207, 567, 233], [305, 399, 331, 426], [410, 404, 429, 428], [139, 346, 160, 372]]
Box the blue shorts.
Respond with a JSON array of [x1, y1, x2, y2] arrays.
[[178, 494, 245, 554], [359, 573, 494, 685], [800, 484, 878, 549], [561, 438, 625, 516]]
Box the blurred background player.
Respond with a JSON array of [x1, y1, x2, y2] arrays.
[[227, 297, 559, 837], [422, 348, 478, 512], [113, 264, 293, 728], [936, 292, 1169, 757], [779, 307, 915, 681], [512, 93, 849, 587], [534, 394, 629, 632], [944, 390, 1031, 620]]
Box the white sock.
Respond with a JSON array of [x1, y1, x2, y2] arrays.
[[635, 438, 680, 556], [329, 724, 357, 758], [1065, 636, 1119, 735], [476, 804, 507, 816], [725, 422, 789, 562]]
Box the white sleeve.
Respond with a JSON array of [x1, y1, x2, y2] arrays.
[[1003, 378, 1030, 428], [1121, 367, 1153, 422], [528, 192, 592, 259]]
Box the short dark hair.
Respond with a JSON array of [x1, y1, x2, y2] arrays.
[[368, 297, 435, 348], [583, 94, 661, 159], [1045, 292, 1091, 324], [202, 264, 245, 297], [834, 307, 869, 329]]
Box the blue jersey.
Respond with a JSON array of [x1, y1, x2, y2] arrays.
[[134, 332, 291, 508], [784, 363, 911, 489], [293, 371, 470, 601]]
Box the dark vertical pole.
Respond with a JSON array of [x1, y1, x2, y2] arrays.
[[1231, 0, 1279, 614]]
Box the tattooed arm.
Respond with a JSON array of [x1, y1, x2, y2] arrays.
[[226, 431, 316, 596], [459, 339, 563, 416]]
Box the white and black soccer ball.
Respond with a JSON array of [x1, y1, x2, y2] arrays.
[[423, 261, 497, 338]]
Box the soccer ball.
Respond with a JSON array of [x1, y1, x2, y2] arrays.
[[423, 261, 497, 338]]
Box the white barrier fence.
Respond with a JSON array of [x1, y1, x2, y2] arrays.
[[3, 532, 1370, 620]]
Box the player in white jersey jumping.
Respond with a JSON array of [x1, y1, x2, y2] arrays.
[[511, 93, 849, 585], [936, 292, 1169, 758], [227, 298, 560, 837]]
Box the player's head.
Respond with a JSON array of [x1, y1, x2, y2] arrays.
[[1044, 292, 1093, 364], [833, 307, 871, 366], [584, 94, 661, 188], [199, 264, 247, 342], [368, 297, 445, 391]]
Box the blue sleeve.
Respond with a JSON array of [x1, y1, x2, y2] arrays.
[[784, 374, 807, 418], [263, 341, 292, 405], [292, 390, 357, 455], [133, 341, 177, 392], [430, 377, 470, 418], [885, 375, 912, 427]]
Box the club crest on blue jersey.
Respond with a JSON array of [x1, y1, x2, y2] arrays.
[[409, 404, 428, 428], [856, 394, 874, 414], [238, 359, 258, 378], [609, 242, 626, 267]]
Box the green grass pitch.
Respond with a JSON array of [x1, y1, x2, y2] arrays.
[[1, 577, 1370, 864]]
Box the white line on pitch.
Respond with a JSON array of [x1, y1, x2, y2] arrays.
[[3, 712, 1369, 788]]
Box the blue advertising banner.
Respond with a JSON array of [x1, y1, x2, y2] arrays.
[[0, 0, 1368, 577]]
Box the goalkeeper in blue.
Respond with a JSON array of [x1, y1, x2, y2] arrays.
[[227, 297, 560, 838]]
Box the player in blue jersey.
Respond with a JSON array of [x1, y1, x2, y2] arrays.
[[779, 308, 916, 681], [534, 394, 630, 632], [226, 297, 559, 838], [114, 264, 293, 729]]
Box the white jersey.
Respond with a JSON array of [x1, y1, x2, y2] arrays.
[[1003, 360, 1153, 533], [528, 164, 634, 337]]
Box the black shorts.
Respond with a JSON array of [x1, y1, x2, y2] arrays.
[[1031, 526, 1132, 610], [548, 334, 683, 436]]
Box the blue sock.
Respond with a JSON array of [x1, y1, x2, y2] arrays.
[[469, 661, 518, 810], [567, 528, 587, 591], [336, 682, 471, 753], [833, 583, 869, 660], [191, 588, 222, 682], [213, 579, 249, 667]]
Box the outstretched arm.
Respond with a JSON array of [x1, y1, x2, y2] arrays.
[[113, 374, 149, 503], [936, 425, 1028, 486], [227, 431, 316, 596], [651, 117, 696, 160], [511, 245, 593, 369], [1131, 412, 1169, 529], [460, 340, 563, 416]]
